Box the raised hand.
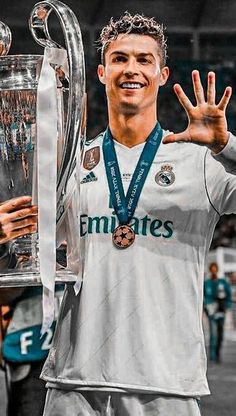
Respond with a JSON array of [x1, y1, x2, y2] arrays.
[[0, 196, 38, 244], [163, 70, 232, 154]]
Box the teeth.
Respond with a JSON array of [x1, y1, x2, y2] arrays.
[[121, 83, 143, 89]]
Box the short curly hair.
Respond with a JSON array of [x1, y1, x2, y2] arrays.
[[97, 12, 167, 67]]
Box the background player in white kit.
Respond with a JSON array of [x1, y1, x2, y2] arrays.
[[1, 12, 236, 416]]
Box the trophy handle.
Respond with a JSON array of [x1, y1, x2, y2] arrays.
[[0, 21, 12, 56], [29, 0, 86, 219]]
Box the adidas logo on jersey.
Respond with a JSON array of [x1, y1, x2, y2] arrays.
[[81, 172, 98, 184]]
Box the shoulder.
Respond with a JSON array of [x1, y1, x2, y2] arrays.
[[82, 132, 104, 172], [84, 132, 104, 150]]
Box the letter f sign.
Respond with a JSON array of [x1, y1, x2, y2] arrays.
[[20, 331, 33, 354]]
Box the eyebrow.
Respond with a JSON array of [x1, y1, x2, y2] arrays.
[[110, 51, 128, 57], [110, 51, 155, 58]]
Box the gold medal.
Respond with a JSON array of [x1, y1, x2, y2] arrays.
[[112, 225, 135, 249]]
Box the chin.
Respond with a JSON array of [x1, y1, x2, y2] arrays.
[[119, 101, 139, 115]]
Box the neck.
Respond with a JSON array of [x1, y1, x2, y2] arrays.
[[108, 109, 158, 148]]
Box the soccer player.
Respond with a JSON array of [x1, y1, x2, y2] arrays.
[[1, 12, 236, 416]]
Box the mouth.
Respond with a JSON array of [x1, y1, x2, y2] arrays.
[[119, 82, 145, 90]]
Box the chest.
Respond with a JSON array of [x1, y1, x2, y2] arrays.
[[81, 143, 208, 222]]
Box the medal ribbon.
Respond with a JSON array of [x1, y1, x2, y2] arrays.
[[103, 123, 163, 225]]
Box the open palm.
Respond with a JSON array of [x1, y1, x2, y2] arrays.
[[163, 70, 232, 154]]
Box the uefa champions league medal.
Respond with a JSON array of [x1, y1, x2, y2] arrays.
[[103, 123, 163, 249], [112, 224, 135, 249]]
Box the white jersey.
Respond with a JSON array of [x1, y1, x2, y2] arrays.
[[41, 130, 236, 397]]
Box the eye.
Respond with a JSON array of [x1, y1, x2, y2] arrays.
[[138, 57, 151, 64], [113, 55, 127, 63]]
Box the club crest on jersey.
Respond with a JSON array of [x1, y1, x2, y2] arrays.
[[155, 164, 175, 187], [83, 147, 100, 170]]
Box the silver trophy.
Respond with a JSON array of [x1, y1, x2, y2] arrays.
[[0, 0, 86, 286]]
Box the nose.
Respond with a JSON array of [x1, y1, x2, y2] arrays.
[[123, 57, 139, 77]]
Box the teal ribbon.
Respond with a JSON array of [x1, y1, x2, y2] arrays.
[[103, 123, 163, 225]]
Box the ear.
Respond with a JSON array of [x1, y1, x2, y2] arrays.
[[159, 66, 169, 86], [97, 64, 106, 85]]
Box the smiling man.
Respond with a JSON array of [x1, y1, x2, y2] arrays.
[[98, 33, 168, 122], [30, 11, 236, 416]]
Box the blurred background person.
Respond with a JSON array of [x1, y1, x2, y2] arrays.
[[204, 262, 232, 363]]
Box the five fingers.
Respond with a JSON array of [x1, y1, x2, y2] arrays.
[[174, 69, 232, 111]]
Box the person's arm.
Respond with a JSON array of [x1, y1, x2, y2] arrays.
[[224, 279, 232, 310], [212, 134, 236, 175]]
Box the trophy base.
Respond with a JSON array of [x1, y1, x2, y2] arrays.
[[0, 269, 77, 287], [0, 234, 77, 287]]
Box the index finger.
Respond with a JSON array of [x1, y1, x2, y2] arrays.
[[0, 196, 32, 213]]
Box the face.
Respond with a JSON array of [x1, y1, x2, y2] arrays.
[[209, 263, 218, 275], [97, 34, 169, 115]]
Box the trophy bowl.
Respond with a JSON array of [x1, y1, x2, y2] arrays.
[[0, 1, 86, 286], [0, 55, 39, 202]]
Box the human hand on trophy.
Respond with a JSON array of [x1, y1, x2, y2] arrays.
[[0, 196, 38, 244]]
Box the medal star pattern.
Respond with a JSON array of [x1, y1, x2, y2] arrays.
[[112, 225, 135, 249]]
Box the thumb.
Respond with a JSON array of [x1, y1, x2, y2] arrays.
[[162, 131, 189, 144]]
